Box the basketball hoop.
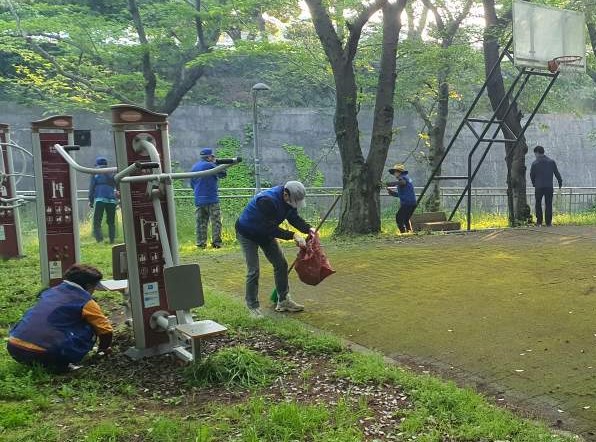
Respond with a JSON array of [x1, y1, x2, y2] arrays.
[[547, 55, 583, 73]]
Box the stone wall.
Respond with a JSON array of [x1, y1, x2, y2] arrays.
[[3, 102, 596, 191]]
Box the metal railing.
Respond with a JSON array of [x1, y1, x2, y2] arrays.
[[13, 186, 596, 225]]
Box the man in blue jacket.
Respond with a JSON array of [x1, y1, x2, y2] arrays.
[[190, 148, 227, 249], [387, 163, 416, 233], [89, 156, 118, 243], [7, 264, 113, 373], [236, 181, 312, 319], [530, 145, 563, 227]]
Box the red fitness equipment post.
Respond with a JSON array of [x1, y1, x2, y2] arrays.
[[31, 116, 80, 287]]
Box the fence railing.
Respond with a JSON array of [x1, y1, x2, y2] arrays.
[[14, 186, 596, 225]]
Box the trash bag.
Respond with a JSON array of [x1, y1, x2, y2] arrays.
[[294, 232, 335, 286]]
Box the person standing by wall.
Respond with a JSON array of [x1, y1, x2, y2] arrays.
[[387, 163, 416, 233], [235, 181, 312, 319], [530, 145, 563, 227], [7, 264, 113, 372], [190, 148, 227, 249], [89, 156, 118, 244]]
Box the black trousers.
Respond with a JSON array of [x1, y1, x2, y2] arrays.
[[396, 204, 416, 233], [534, 187, 554, 226], [7, 342, 70, 373], [93, 201, 117, 243]]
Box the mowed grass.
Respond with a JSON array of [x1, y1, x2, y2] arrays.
[[0, 217, 588, 441]]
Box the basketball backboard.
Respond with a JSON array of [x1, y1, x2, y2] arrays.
[[513, 0, 586, 72]]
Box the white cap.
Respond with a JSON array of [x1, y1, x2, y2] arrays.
[[284, 181, 306, 209]]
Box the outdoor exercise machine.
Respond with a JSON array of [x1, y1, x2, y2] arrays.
[[0, 124, 26, 259], [416, 0, 586, 230], [56, 104, 241, 362]]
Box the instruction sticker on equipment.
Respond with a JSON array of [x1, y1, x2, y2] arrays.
[[143, 282, 160, 308], [49, 261, 62, 279], [0, 225, 5, 241]]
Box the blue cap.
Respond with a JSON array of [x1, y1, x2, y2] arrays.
[[200, 148, 213, 156], [95, 156, 108, 166]]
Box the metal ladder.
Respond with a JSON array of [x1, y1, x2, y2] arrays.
[[416, 38, 560, 230]]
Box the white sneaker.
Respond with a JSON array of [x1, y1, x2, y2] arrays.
[[275, 296, 304, 312], [248, 307, 264, 319]]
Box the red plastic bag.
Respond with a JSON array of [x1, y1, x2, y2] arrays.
[[294, 232, 335, 286]]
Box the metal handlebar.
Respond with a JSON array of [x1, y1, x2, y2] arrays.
[[136, 161, 160, 169], [0, 195, 35, 203], [54, 144, 117, 175], [115, 158, 242, 184]]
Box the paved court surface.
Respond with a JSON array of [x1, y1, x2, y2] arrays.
[[195, 226, 596, 440]]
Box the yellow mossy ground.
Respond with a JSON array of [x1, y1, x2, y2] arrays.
[[194, 226, 596, 435]]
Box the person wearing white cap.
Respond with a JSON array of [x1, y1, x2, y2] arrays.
[[235, 181, 312, 318]]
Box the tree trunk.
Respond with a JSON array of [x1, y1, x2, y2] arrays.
[[425, 73, 449, 212], [483, 0, 530, 226], [305, 0, 405, 234], [334, 65, 381, 233], [127, 0, 156, 109], [587, 21, 596, 83]]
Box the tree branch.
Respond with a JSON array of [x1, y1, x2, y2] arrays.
[[194, 0, 208, 51], [127, 0, 157, 109], [447, 0, 474, 41], [345, 0, 389, 62], [304, 0, 343, 68], [410, 97, 433, 129], [368, 0, 408, 170], [420, 0, 444, 33], [6, 1, 133, 104]]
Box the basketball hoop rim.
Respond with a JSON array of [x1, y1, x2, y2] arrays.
[[547, 55, 583, 73], [552, 55, 583, 64]]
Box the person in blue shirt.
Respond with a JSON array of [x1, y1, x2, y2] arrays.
[[190, 148, 227, 249], [387, 163, 416, 233], [236, 181, 312, 319], [89, 156, 118, 243]]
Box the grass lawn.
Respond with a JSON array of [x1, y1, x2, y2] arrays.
[[0, 219, 584, 441]]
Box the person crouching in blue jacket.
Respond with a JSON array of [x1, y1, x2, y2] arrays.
[[7, 264, 113, 373], [387, 163, 416, 233], [236, 181, 312, 319]]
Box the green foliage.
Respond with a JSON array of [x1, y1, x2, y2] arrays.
[[0, 402, 34, 430], [335, 351, 400, 385], [85, 422, 125, 442], [212, 396, 364, 441], [183, 346, 283, 389], [217, 136, 254, 189], [146, 417, 191, 442], [0, 0, 302, 113], [260, 319, 344, 355], [282, 144, 325, 187]]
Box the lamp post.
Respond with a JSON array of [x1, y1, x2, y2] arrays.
[[251, 82, 270, 194]]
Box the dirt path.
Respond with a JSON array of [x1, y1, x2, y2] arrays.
[[194, 226, 596, 440]]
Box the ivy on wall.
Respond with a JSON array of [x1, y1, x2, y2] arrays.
[[282, 144, 325, 187]]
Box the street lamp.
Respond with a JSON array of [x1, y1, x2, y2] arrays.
[[251, 82, 270, 194]]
